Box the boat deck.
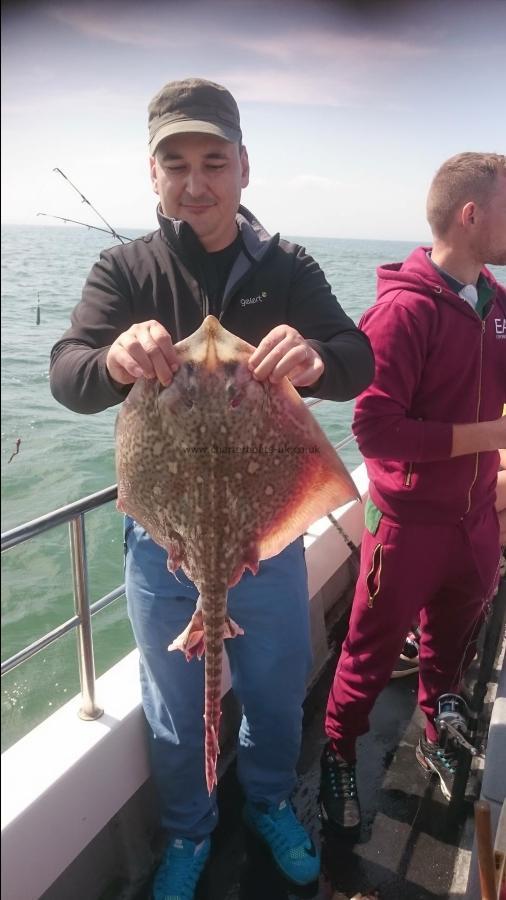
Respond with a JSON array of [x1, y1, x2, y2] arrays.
[[204, 665, 472, 899], [130, 592, 506, 900]]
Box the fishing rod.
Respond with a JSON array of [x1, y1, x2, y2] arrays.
[[35, 169, 133, 325], [53, 167, 127, 244], [36, 212, 132, 242]]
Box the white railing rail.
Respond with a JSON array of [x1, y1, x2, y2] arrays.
[[1, 484, 122, 719]]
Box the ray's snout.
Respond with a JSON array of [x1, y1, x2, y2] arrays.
[[175, 316, 254, 373]]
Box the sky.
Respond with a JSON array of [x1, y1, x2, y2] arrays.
[[2, 0, 506, 241]]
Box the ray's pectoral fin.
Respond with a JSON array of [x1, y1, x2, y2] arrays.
[[165, 534, 187, 574], [168, 608, 205, 661], [257, 382, 360, 559], [223, 615, 244, 640], [256, 469, 358, 562], [228, 542, 260, 588], [168, 602, 244, 661]]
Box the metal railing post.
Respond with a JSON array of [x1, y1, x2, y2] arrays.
[[69, 514, 103, 720]]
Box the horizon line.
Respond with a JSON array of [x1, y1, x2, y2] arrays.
[[1, 221, 430, 245]]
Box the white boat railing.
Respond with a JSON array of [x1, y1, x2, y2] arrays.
[[1, 398, 356, 724], [1, 484, 122, 720]]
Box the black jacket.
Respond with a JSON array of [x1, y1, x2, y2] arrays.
[[50, 205, 374, 414]]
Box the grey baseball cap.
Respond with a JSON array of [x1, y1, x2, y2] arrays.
[[148, 78, 242, 155]]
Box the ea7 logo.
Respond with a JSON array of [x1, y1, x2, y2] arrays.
[[495, 318, 506, 338]]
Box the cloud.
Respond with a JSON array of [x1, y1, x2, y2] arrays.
[[48, 4, 183, 48], [42, 1, 436, 112], [49, 4, 432, 61], [212, 63, 413, 111], [230, 28, 432, 64], [46, 1, 433, 59], [45, 0, 506, 76], [13, 0, 501, 119]]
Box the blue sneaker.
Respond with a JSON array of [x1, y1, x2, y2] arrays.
[[152, 836, 211, 900], [243, 799, 320, 885]]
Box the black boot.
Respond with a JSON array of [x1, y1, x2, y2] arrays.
[[416, 734, 458, 802], [319, 743, 361, 837]]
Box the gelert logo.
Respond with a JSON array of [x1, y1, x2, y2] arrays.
[[240, 291, 267, 307], [495, 318, 506, 338]]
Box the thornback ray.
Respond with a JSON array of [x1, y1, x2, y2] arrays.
[[115, 315, 359, 793]]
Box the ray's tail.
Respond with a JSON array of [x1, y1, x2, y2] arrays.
[[202, 592, 227, 794]]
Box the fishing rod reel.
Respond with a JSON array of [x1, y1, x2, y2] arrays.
[[434, 692, 480, 757]]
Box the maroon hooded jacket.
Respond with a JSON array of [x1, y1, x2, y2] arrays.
[[352, 247, 506, 524]]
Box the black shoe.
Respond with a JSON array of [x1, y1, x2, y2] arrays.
[[319, 743, 361, 836], [415, 734, 459, 801]]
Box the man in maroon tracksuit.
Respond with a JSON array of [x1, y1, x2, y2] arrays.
[[320, 152, 506, 834]]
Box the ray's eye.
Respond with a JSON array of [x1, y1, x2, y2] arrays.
[[181, 364, 198, 409], [181, 391, 194, 410], [226, 381, 243, 409]]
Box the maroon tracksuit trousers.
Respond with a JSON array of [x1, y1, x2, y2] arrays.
[[325, 506, 501, 757]]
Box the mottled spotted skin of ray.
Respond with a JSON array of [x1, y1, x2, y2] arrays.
[[115, 316, 359, 793]]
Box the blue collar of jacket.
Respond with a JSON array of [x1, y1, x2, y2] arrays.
[[156, 203, 279, 267]]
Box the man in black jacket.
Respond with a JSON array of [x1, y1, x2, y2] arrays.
[[50, 78, 374, 899]]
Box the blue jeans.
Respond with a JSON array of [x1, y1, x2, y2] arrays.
[[124, 518, 312, 841]]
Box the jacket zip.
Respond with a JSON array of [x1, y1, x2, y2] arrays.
[[170, 245, 256, 322], [219, 267, 253, 321], [464, 318, 486, 516], [193, 255, 209, 319], [189, 276, 208, 318], [201, 284, 209, 318], [160, 214, 278, 323], [404, 418, 423, 486], [160, 236, 204, 317]]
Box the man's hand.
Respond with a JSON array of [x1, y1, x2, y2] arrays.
[[106, 320, 179, 386], [248, 325, 324, 388], [451, 414, 506, 458]]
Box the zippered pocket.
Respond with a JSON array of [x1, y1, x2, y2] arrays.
[[404, 462, 414, 487], [404, 418, 423, 486], [366, 543, 383, 608]]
